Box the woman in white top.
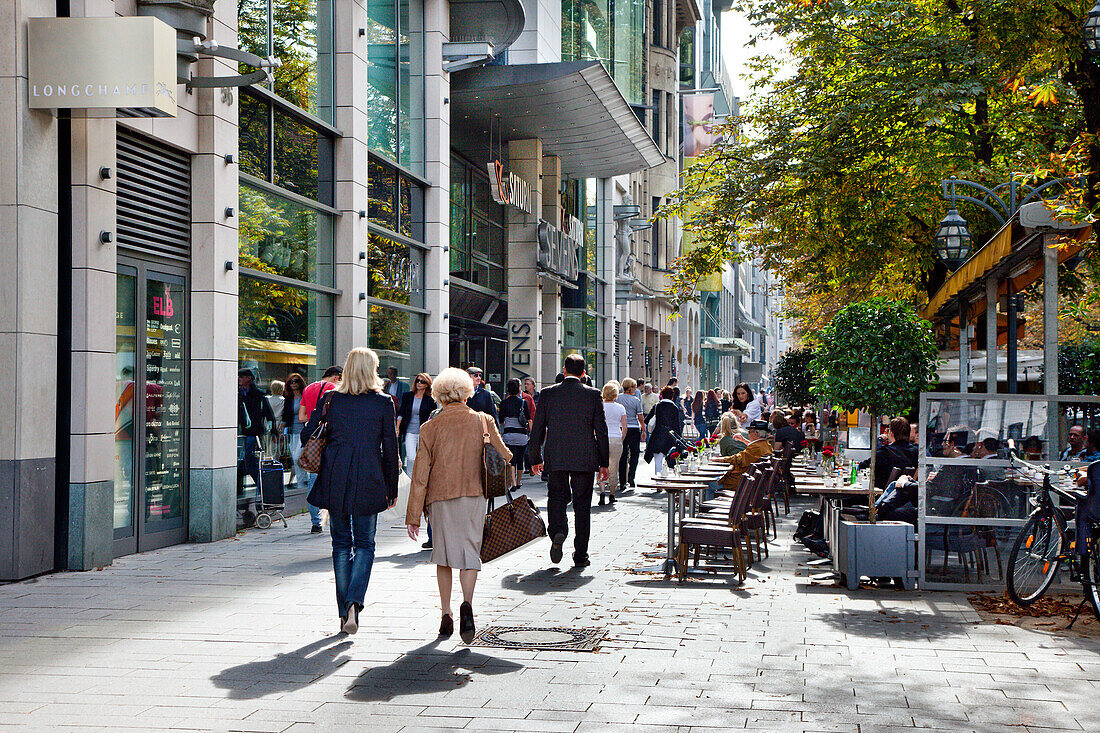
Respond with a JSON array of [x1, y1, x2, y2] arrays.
[[600, 381, 628, 505]]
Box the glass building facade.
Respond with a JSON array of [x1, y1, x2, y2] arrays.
[[562, 0, 646, 105], [367, 0, 425, 171]]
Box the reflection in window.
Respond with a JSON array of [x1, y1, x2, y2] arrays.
[[237, 0, 334, 121], [368, 234, 424, 307], [239, 278, 333, 386], [368, 0, 424, 169], [370, 304, 424, 375], [562, 0, 645, 105], [450, 156, 505, 292], [239, 183, 333, 286], [369, 157, 423, 239], [241, 92, 332, 204], [239, 93, 269, 181]]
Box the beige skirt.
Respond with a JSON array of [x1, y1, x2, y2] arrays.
[[427, 494, 486, 570]]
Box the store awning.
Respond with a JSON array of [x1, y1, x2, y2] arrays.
[[450, 61, 666, 179], [700, 336, 752, 354], [238, 337, 317, 366]]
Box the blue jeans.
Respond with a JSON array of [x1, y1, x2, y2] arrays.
[[329, 511, 378, 616]]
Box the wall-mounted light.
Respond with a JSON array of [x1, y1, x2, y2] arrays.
[[359, 27, 365, 36], [442, 278, 449, 286], [99, 231, 113, 244], [359, 251, 366, 260], [224, 153, 236, 164], [98, 166, 112, 180], [359, 209, 367, 218], [225, 206, 235, 218], [442, 245, 449, 253], [225, 261, 234, 271], [359, 292, 366, 301]]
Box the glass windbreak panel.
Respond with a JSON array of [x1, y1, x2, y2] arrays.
[[239, 276, 333, 385], [368, 159, 397, 231], [922, 459, 1027, 520], [144, 277, 186, 531], [367, 0, 399, 159], [369, 304, 424, 376], [368, 234, 425, 307], [114, 272, 137, 535], [239, 93, 270, 182], [240, 184, 331, 286], [923, 398, 1054, 459], [922, 523, 1016, 586], [273, 107, 320, 200]]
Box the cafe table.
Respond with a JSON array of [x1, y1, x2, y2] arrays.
[[635, 478, 710, 577]]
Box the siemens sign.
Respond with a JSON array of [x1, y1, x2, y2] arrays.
[[537, 216, 582, 283]]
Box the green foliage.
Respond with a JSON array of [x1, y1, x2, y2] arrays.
[[811, 299, 940, 416], [773, 347, 818, 407], [1057, 339, 1100, 395], [658, 0, 1100, 330]]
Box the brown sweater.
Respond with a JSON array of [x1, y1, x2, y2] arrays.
[[714, 438, 774, 490], [405, 402, 512, 526]]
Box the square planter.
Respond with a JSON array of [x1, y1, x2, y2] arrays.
[[834, 517, 916, 590]]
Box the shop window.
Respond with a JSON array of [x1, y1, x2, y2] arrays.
[[369, 304, 425, 377], [368, 233, 425, 308], [240, 91, 333, 205], [450, 155, 506, 292], [679, 27, 695, 87], [238, 0, 334, 121], [369, 157, 423, 241], [368, 0, 425, 170]]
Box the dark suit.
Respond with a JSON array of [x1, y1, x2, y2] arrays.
[[466, 386, 498, 423], [527, 376, 609, 561]]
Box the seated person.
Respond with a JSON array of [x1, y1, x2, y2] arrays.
[[774, 412, 805, 452], [712, 420, 774, 491], [713, 413, 746, 457], [1082, 428, 1100, 463], [859, 416, 918, 490], [1076, 463, 1100, 561], [972, 436, 1004, 481], [1062, 425, 1088, 461]]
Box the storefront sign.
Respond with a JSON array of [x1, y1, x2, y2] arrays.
[[28, 17, 177, 116], [487, 160, 536, 215], [536, 216, 582, 282], [508, 320, 536, 380]]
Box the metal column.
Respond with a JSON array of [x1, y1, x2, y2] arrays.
[[1043, 232, 1059, 396], [986, 278, 998, 394]]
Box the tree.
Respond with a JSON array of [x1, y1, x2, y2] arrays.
[[773, 347, 817, 407], [658, 0, 1098, 327], [810, 299, 940, 521]]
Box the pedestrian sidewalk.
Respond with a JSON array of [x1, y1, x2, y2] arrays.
[[0, 461, 1098, 732]]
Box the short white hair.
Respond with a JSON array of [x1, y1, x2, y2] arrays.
[[432, 367, 474, 404]]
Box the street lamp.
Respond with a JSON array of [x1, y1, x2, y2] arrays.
[[934, 208, 972, 271], [1085, 0, 1100, 53]]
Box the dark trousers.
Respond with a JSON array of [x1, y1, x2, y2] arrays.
[[547, 470, 595, 560], [619, 427, 642, 487]]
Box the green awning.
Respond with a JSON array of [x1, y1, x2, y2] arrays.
[[700, 336, 752, 354]]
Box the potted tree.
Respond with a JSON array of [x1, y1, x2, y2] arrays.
[[811, 298, 939, 589]]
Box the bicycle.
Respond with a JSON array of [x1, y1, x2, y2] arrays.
[[1004, 451, 1100, 625]]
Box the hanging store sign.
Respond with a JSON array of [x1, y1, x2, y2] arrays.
[[537, 216, 582, 282], [28, 17, 178, 116], [628, 339, 633, 365], [487, 160, 536, 215]]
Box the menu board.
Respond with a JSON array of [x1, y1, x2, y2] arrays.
[[144, 278, 185, 528]]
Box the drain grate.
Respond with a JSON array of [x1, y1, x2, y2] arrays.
[[467, 626, 604, 651]]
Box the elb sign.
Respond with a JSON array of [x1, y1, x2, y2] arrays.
[[28, 17, 178, 117]]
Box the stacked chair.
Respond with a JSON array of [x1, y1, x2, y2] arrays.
[[674, 458, 779, 583]]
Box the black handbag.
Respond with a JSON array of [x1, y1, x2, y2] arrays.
[[480, 414, 509, 499]]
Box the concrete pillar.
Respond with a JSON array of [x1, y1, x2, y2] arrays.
[[0, 1, 59, 579], [422, 0, 449, 373], [187, 2, 240, 544], [333, 0, 370, 363], [986, 277, 998, 394], [542, 287, 562, 382], [597, 178, 615, 382], [505, 140, 544, 384], [65, 109, 115, 570]]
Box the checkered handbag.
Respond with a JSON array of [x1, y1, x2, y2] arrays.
[[296, 392, 334, 474], [480, 490, 547, 563]]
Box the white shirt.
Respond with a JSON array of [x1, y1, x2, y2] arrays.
[[602, 401, 627, 438], [743, 399, 763, 423]]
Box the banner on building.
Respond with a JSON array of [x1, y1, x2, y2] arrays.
[[682, 93, 724, 159]]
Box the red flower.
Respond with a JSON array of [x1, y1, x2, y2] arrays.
[[669, 451, 680, 460], [821, 447, 834, 457], [800, 439, 809, 448]]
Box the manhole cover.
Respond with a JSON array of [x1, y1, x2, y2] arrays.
[[467, 626, 604, 651]]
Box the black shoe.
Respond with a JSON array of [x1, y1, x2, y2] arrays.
[[439, 613, 454, 638], [598, 494, 606, 506], [459, 601, 475, 644], [573, 554, 591, 568], [422, 540, 433, 549], [311, 524, 323, 534], [608, 495, 616, 505], [549, 533, 565, 564]]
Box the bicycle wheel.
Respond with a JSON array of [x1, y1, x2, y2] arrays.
[[1085, 535, 1100, 622], [1007, 510, 1064, 605]]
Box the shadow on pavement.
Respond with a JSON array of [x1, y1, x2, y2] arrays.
[[500, 567, 594, 595], [346, 638, 523, 702], [211, 636, 353, 699], [813, 605, 972, 640]]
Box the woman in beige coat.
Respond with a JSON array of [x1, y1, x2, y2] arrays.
[[406, 367, 511, 642]]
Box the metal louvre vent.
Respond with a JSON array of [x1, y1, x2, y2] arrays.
[[116, 129, 191, 262]]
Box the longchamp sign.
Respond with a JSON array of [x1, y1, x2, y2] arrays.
[[28, 17, 178, 116]]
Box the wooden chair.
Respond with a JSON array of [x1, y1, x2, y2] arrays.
[[675, 471, 755, 582]]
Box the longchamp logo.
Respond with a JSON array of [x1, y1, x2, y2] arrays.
[[31, 82, 153, 99]]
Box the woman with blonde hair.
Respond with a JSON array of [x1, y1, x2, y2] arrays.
[[302, 347, 400, 635], [599, 381, 627, 505], [407, 367, 511, 642], [715, 413, 746, 457]]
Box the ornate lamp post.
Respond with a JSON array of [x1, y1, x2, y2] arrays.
[[933, 207, 972, 272]]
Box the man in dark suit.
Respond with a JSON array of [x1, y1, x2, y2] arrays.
[[465, 366, 498, 423], [528, 354, 610, 567]]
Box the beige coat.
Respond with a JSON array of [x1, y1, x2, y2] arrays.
[[405, 402, 512, 526], [714, 437, 774, 490]]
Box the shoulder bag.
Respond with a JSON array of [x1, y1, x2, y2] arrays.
[[296, 391, 335, 474], [481, 488, 547, 562], [481, 414, 509, 499]]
